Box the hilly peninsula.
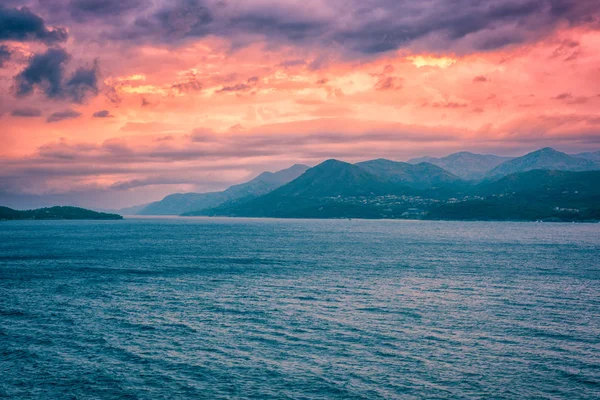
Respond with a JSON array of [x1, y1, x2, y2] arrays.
[[0, 206, 123, 221]]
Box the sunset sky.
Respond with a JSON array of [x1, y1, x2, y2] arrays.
[[1, 0, 599, 208]]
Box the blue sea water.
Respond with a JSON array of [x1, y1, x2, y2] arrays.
[[0, 218, 599, 399]]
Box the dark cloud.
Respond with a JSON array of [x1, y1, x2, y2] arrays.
[[473, 75, 488, 82], [217, 76, 260, 93], [64, 61, 99, 103], [171, 79, 202, 93], [228, 14, 323, 42], [17, 1, 600, 55], [14, 48, 100, 102], [14, 48, 70, 98], [554, 92, 572, 100], [11, 107, 42, 117], [92, 110, 112, 118], [0, 45, 11, 67], [118, 0, 214, 42], [552, 92, 591, 104], [333, 1, 543, 53], [0, 5, 67, 44], [69, 0, 145, 21], [551, 39, 580, 61], [279, 59, 306, 67], [46, 109, 82, 123], [218, 83, 251, 93]]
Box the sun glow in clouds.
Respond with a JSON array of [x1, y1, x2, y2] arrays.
[[407, 55, 458, 68]]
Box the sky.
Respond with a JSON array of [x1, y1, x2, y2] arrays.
[[1, 0, 599, 209]]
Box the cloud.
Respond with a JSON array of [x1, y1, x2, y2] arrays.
[[64, 61, 99, 103], [92, 110, 113, 118], [217, 75, 260, 93], [552, 92, 592, 105], [69, 0, 146, 22], [14, 48, 100, 102], [46, 109, 82, 123], [0, 45, 11, 67], [44, 0, 598, 55], [172, 80, 203, 93], [11, 107, 42, 117], [473, 75, 488, 82], [279, 59, 306, 67], [218, 83, 251, 93], [375, 76, 402, 91], [114, 0, 214, 42], [109, 176, 208, 190], [14, 48, 71, 98], [431, 101, 469, 108], [0, 5, 67, 44]]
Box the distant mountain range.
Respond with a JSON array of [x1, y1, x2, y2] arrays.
[[574, 151, 600, 162], [137, 164, 309, 215], [356, 158, 461, 187], [408, 151, 513, 180], [196, 164, 600, 221], [485, 147, 599, 178], [4, 147, 597, 222], [133, 147, 599, 219], [407, 148, 600, 180]]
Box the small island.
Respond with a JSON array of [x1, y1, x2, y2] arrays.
[[0, 206, 123, 221]]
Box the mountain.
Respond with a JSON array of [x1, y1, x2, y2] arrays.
[[0, 206, 123, 220], [355, 159, 462, 188], [476, 169, 600, 197], [115, 203, 151, 215], [192, 159, 466, 218], [486, 148, 599, 179], [573, 150, 600, 162], [193, 159, 415, 218], [137, 192, 225, 216], [428, 170, 600, 221], [138, 164, 309, 215], [408, 151, 512, 180], [223, 164, 309, 198], [195, 159, 600, 221]]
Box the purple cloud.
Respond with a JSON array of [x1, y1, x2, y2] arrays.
[[18, 1, 600, 55], [11, 107, 42, 117], [14, 48, 100, 103], [92, 110, 113, 118], [46, 109, 82, 123], [0, 5, 67, 44]]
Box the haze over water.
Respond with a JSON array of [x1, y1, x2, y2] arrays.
[[1, 218, 599, 399]]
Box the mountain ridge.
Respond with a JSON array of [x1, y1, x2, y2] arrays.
[[408, 151, 513, 180], [486, 147, 599, 179], [138, 164, 310, 215]]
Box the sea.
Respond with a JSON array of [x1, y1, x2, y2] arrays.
[[1, 218, 599, 399]]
